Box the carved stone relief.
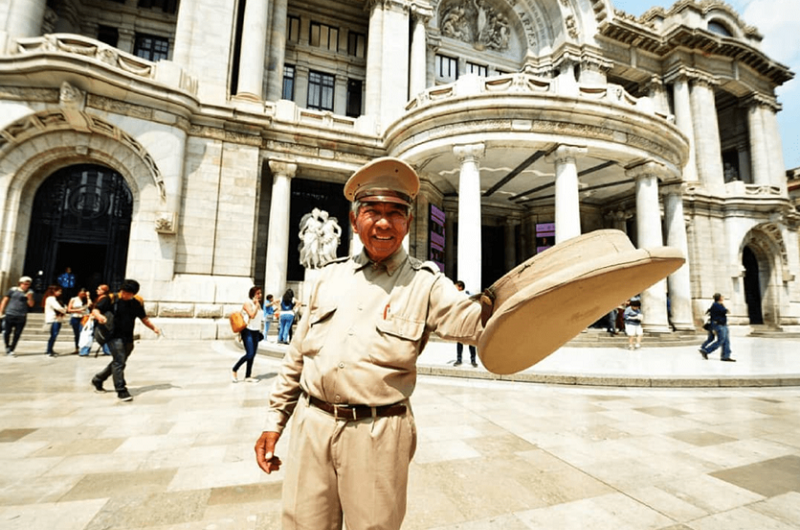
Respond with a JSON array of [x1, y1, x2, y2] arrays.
[[440, 0, 511, 51]]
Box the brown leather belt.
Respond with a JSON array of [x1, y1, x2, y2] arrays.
[[308, 394, 406, 421]]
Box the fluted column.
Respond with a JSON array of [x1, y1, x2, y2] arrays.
[[627, 162, 670, 332], [504, 220, 517, 271], [662, 184, 694, 330], [364, 0, 385, 117], [265, 0, 289, 101], [236, 0, 271, 100], [689, 74, 724, 190], [409, 7, 430, 99], [2, 0, 46, 42], [265, 160, 297, 298], [547, 145, 587, 243], [454, 143, 485, 293], [761, 98, 787, 193], [745, 95, 771, 187], [670, 73, 698, 183]]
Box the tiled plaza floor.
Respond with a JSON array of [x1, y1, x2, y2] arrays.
[[1, 338, 799, 529]]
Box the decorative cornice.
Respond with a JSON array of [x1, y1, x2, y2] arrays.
[[740, 92, 781, 113]]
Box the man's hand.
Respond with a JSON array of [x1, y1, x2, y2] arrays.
[[255, 431, 282, 474]]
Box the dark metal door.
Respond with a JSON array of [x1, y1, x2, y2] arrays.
[[23, 164, 133, 294]]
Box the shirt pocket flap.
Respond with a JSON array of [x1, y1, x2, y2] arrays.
[[308, 304, 337, 327], [376, 314, 425, 341]]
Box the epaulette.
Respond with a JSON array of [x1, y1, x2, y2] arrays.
[[408, 256, 439, 274], [323, 255, 351, 267]]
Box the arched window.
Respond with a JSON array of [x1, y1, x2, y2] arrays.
[[708, 20, 733, 37]]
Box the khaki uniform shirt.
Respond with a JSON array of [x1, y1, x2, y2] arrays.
[[265, 247, 483, 434]]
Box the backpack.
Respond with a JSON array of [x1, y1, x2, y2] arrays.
[[94, 294, 117, 346]]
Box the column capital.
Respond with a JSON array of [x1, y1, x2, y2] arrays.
[[366, 0, 409, 14], [410, 1, 433, 21], [269, 159, 298, 178], [741, 92, 781, 112], [453, 143, 485, 163], [660, 182, 686, 196], [625, 160, 675, 181], [664, 67, 719, 87], [580, 55, 612, 74], [545, 145, 587, 164]]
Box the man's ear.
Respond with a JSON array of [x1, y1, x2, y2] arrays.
[[349, 211, 358, 233]]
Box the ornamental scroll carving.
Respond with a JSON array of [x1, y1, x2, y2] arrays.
[[440, 0, 511, 51]]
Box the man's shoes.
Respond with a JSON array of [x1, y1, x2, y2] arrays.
[[231, 372, 238, 383], [117, 390, 133, 402], [47, 352, 56, 357], [721, 358, 737, 362], [453, 360, 462, 366], [244, 377, 258, 383], [471, 361, 478, 367], [699, 348, 708, 360], [6, 351, 14, 357], [91, 378, 106, 393]]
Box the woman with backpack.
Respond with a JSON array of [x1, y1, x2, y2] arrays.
[[232, 286, 264, 383]]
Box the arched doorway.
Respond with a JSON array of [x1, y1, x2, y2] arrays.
[[742, 245, 763, 324], [23, 164, 133, 296]]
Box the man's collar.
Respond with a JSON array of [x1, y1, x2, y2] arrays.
[[354, 246, 408, 276]]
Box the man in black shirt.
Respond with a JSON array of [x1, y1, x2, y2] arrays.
[[90, 279, 160, 401]]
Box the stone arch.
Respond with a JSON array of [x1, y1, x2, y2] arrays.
[[0, 126, 166, 291], [739, 222, 789, 327]]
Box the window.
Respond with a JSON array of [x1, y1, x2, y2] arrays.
[[346, 79, 362, 117], [97, 25, 119, 47], [283, 65, 295, 101], [708, 20, 733, 37], [347, 31, 366, 58], [137, 0, 178, 14], [133, 33, 169, 61], [310, 22, 338, 52], [307, 71, 335, 111], [466, 62, 488, 77], [288, 15, 301, 43], [435, 54, 458, 81]]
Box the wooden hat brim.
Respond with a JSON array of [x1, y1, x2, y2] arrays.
[[478, 246, 684, 375]]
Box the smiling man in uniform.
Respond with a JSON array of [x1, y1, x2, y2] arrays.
[[255, 157, 483, 530]]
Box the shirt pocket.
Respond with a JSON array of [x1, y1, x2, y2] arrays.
[[302, 304, 337, 356], [373, 314, 425, 367]]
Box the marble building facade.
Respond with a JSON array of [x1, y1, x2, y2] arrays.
[[0, 0, 797, 338]]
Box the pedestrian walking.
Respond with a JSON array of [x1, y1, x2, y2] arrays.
[[1, 276, 35, 356], [699, 293, 735, 362]]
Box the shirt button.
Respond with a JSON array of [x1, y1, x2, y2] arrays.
[[335, 395, 341, 402], [338, 362, 345, 369]]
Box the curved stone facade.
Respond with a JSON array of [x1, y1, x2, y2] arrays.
[[0, 0, 797, 337]]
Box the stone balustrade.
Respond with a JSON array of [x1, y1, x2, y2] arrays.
[[13, 33, 198, 95]]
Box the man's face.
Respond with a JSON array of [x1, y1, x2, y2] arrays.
[[20, 281, 31, 292], [350, 202, 412, 263], [119, 291, 135, 301]]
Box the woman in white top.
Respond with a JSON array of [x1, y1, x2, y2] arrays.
[[67, 288, 90, 354], [232, 286, 264, 383], [43, 285, 67, 357]]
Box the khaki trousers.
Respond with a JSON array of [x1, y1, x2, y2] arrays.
[[282, 395, 417, 530]]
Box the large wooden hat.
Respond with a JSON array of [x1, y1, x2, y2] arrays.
[[478, 230, 684, 375]]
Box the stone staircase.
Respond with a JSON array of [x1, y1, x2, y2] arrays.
[[9, 312, 83, 354], [565, 327, 706, 348]]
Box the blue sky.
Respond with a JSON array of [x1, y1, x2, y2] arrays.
[[612, 0, 800, 171]]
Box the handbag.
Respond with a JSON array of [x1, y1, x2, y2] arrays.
[[230, 311, 247, 333], [702, 320, 712, 331]]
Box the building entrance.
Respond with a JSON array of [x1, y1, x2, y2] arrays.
[[742, 245, 763, 325], [23, 164, 133, 296]]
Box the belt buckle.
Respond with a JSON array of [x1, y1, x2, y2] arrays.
[[333, 404, 358, 421]]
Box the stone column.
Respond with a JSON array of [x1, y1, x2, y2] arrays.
[[670, 72, 698, 183], [364, 0, 385, 117], [117, 28, 136, 55], [504, 219, 517, 271], [409, 8, 430, 99], [547, 145, 587, 243], [2, 0, 47, 41], [236, 0, 271, 100], [689, 74, 724, 190], [265, 160, 297, 298], [627, 162, 670, 332], [761, 99, 787, 193], [265, 0, 289, 101], [736, 142, 752, 183], [454, 143, 485, 293], [745, 95, 771, 187], [662, 184, 694, 330], [379, 0, 410, 128]]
